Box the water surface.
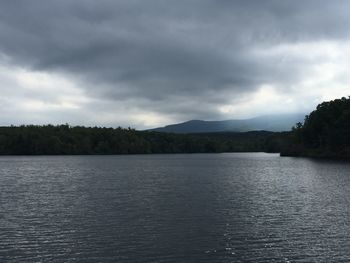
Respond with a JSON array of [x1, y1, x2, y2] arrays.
[[1, 153, 350, 262]]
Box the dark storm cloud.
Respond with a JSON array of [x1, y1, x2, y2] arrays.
[[0, 0, 350, 125]]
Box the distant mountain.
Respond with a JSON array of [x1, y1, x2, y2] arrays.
[[150, 113, 305, 133]]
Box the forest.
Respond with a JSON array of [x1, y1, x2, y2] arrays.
[[0, 125, 286, 155]]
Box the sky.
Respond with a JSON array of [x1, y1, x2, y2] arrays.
[[0, 0, 349, 129]]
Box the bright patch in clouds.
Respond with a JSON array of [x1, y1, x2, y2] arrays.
[[218, 85, 299, 118], [0, 63, 90, 124]]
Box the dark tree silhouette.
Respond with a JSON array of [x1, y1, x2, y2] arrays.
[[281, 96, 350, 159]]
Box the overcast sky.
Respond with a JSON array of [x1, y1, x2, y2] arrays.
[[0, 0, 349, 128]]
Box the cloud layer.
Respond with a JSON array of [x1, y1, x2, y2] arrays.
[[0, 0, 350, 128]]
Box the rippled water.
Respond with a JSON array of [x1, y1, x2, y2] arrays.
[[1, 153, 350, 262]]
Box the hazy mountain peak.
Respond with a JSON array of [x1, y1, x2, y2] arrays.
[[150, 113, 305, 133]]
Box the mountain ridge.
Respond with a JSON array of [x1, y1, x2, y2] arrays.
[[150, 113, 305, 133]]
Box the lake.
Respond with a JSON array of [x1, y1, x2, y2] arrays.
[[1, 153, 350, 262]]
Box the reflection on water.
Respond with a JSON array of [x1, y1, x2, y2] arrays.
[[1, 153, 350, 262]]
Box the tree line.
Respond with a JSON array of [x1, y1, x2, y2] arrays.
[[0, 125, 286, 155]]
